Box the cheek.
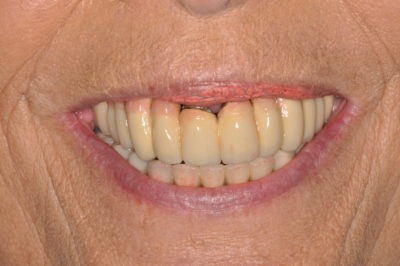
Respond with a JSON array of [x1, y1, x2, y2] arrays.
[[346, 1, 400, 67], [0, 0, 80, 89]]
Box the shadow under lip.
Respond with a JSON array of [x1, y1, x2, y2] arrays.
[[63, 94, 356, 214]]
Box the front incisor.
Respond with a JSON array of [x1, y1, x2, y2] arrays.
[[151, 100, 182, 164], [225, 163, 250, 185], [172, 164, 200, 187], [180, 109, 220, 166], [200, 165, 225, 188], [252, 98, 283, 157], [218, 101, 259, 164], [126, 99, 155, 161]]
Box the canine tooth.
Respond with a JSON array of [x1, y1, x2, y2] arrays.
[[172, 164, 201, 187], [152, 100, 182, 164], [126, 99, 155, 161], [315, 98, 325, 132], [218, 101, 259, 164], [278, 99, 304, 152], [225, 163, 250, 185], [200, 165, 225, 188], [107, 103, 120, 143], [252, 98, 283, 157], [180, 109, 220, 166], [93, 102, 110, 135], [128, 152, 148, 174], [113, 145, 131, 160], [302, 99, 316, 142], [324, 96, 334, 121], [250, 157, 274, 181], [273, 150, 294, 170], [147, 160, 173, 184], [115, 103, 132, 149]]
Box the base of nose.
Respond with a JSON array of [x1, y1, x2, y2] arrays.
[[178, 0, 232, 15]]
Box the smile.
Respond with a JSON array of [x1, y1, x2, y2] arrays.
[[69, 83, 354, 211]]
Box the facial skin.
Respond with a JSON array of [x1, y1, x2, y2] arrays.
[[1, 0, 400, 264]]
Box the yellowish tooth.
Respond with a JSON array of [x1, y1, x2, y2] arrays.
[[225, 163, 250, 185], [302, 99, 316, 142], [126, 99, 155, 161], [107, 103, 120, 143], [252, 98, 283, 157], [96, 132, 114, 145], [273, 150, 294, 170], [324, 96, 334, 121], [278, 99, 304, 152], [93, 102, 110, 135], [152, 100, 182, 164], [128, 152, 148, 174], [218, 101, 259, 164], [315, 98, 325, 132], [115, 102, 132, 149], [200, 165, 225, 188], [172, 164, 200, 187], [250, 157, 274, 181], [180, 109, 220, 166], [147, 160, 173, 184], [113, 145, 130, 160]]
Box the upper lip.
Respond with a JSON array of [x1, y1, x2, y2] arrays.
[[64, 81, 356, 214], [71, 80, 341, 112]]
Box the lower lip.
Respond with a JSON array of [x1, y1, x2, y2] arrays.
[[63, 98, 357, 214]]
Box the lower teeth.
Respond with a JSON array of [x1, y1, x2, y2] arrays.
[[98, 132, 295, 188]]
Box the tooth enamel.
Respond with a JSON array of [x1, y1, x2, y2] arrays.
[[315, 98, 325, 132], [126, 99, 156, 161], [324, 96, 334, 121], [180, 109, 220, 166], [250, 157, 274, 181], [147, 160, 174, 184], [128, 152, 148, 174], [151, 100, 182, 164], [218, 101, 259, 164], [172, 164, 201, 187], [302, 99, 317, 142], [93, 102, 110, 135], [225, 163, 250, 185], [200, 165, 225, 188], [93, 94, 339, 187], [107, 103, 120, 143], [252, 98, 283, 157], [115, 103, 132, 149], [273, 150, 294, 170], [278, 99, 304, 152], [113, 144, 131, 160], [97, 132, 114, 145]]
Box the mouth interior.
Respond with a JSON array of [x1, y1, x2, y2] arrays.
[[89, 96, 341, 188]]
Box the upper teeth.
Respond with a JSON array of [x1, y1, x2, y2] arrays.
[[92, 96, 337, 187]]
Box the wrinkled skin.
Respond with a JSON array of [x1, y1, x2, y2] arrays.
[[1, 1, 400, 265]]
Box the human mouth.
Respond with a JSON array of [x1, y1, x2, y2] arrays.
[[92, 94, 339, 187], [68, 83, 353, 211]]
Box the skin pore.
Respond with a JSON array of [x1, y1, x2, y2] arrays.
[[1, 0, 400, 264]]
